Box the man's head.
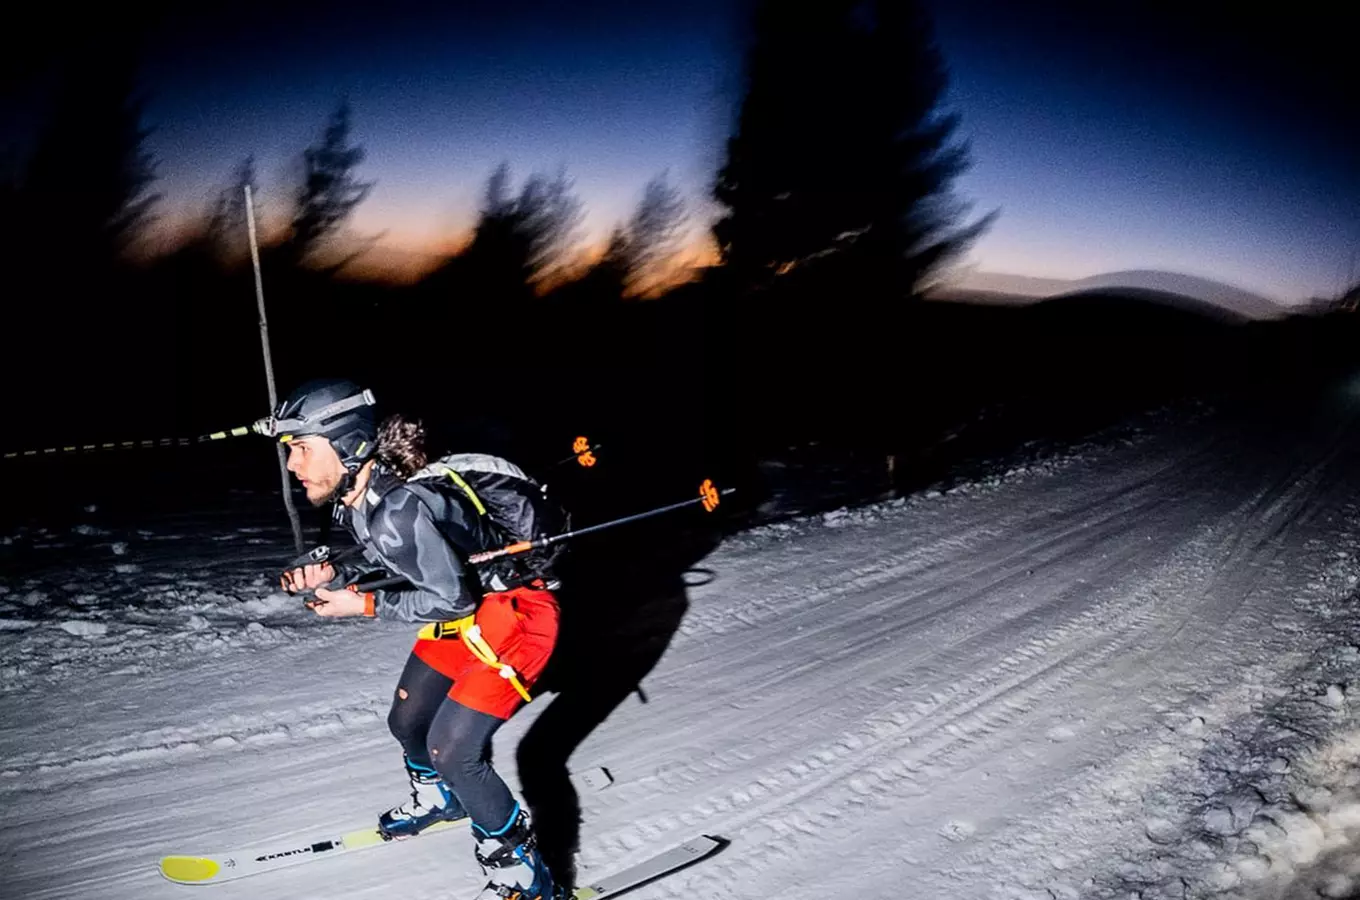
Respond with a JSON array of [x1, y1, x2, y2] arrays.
[[257, 379, 377, 506]]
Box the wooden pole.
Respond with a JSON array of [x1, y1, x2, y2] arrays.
[[245, 185, 305, 554]]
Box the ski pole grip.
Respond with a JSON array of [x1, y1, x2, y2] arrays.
[[287, 544, 331, 571], [299, 571, 406, 606]]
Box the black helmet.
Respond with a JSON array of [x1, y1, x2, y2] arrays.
[[254, 378, 377, 472]]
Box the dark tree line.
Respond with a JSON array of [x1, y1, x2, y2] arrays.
[[3, 0, 1353, 514]]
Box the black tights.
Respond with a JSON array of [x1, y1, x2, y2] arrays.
[[386, 651, 518, 833]]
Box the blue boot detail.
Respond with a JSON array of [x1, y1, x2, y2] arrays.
[[377, 756, 467, 840], [470, 803, 563, 899]]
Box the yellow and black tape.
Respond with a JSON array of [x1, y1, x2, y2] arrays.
[[2, 426, 255, 461]]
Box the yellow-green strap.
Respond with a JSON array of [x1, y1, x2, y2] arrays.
[[413, 615, 532, 703], [443, 469, 486, 516]]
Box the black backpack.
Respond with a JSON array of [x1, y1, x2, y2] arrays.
[[407, 452, 570, 591]]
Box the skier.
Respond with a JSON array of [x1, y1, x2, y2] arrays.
[[262, 377, 566, 900]]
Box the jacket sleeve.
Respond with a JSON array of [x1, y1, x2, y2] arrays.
[[363, 486, 481, 623]]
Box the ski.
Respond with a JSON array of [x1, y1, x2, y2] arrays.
[[569, 834, 727, 899], [158, 766, 614, 886], [159, 816, 466, 884]]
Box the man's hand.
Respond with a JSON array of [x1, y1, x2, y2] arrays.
[[308, 586, 370, 617], [281, 563, 336, 594]]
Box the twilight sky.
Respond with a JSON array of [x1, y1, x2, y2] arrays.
[[4, 0, 1357, 304]]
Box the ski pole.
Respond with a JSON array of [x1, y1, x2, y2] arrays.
[[299, 480, 735, 602], [468, 479, 734, 565]]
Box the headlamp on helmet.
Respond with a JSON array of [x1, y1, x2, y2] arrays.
[[253, 388, 376, 440], [256, 380, 378, 473]]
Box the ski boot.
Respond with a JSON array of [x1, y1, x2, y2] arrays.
[[377, 755, 467, 840], [470, 803, 564, 899]]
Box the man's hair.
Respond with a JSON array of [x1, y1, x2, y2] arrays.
[[376, 413, 428, 478]]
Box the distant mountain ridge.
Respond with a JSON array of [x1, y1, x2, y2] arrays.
[[933, 269, 1290, 322]]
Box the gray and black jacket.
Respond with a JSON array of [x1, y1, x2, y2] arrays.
[[329, 465, 503, 623]]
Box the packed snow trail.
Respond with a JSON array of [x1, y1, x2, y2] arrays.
[[7, 385, 1360, 900]]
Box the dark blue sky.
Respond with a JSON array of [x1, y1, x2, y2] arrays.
[[926, 0, 1357, 303], [5, 0, 1356, 302]]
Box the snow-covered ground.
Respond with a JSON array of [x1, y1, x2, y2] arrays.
[[8, 383, 1360, 900]]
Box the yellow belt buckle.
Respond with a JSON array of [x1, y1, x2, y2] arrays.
[[416, 614, 474, 641]]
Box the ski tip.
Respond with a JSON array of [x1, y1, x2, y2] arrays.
[[159, 855, 221, 883], [699, 834, 730, 852], [569, 834, 729, 899], [688, 834, 729, 860]]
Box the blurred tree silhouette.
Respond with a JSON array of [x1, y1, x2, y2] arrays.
[[709, 0, 997, 482], [284, 99, 375, 272], [426, 162, 585, 308], [398, 162, 585, 433], [712, 0, 993, 296], [615, 172, 690, 298], [586, 226, 634, 299], [573, 171, 689, 302], [3, 35, 163, 443], [14, 49, 160, 273], [206, 155, 260, 269], [510, 164, 587, 293]]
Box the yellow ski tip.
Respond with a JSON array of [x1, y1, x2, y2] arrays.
[[159, 856, 221, 882]]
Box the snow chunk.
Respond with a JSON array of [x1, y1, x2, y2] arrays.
[[59, 620, 108, 637], [1204, 861, 1240, 891], [1144, 817, 1180, 845], [1266, 808, 1326, 867], [1294, 784, 1333, 813], [1322, 874, 1358, 898], [111, 542, 128, 556], [1178, 715, 1206, 736], [185, 615, 209, 632], [939, 819, 975, 842], [1203, 788, 1264, 836], [1235, 854, 1271, 882], [240, 593, 299, 617]]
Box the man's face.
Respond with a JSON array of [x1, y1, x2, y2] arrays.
[[284, 436, 347, 506]]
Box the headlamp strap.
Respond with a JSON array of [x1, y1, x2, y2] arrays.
[[253, 388, 376, 439]]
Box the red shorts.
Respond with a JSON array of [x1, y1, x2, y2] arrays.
[[412, 586, 560, 719]]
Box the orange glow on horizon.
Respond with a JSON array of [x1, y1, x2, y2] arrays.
[[135, 211, 720, 295]]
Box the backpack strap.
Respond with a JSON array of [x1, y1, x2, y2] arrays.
[[441, 468, 488, 516], [406, 455, 491, 517]]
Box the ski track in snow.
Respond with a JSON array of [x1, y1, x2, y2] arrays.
[[8, 394, 1360, 899]]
